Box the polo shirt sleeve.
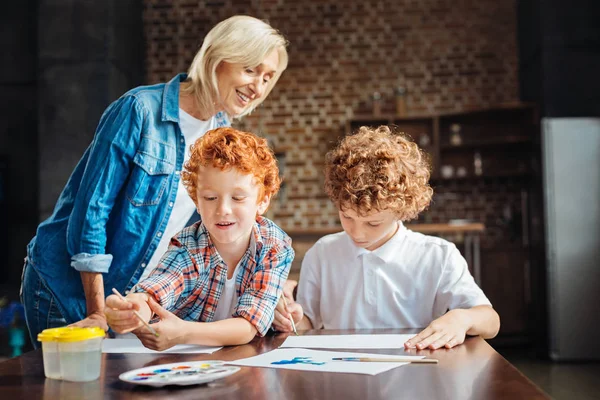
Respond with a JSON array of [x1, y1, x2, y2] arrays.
[[234, 242, 294, 337], [434, 244, 492, 314], [296, 244, 324, 329]]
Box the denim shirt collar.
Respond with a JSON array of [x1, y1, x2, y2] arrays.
[[161, 73, 188, 123]]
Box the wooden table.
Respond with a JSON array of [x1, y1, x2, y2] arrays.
[[0, 329, 548, 399]]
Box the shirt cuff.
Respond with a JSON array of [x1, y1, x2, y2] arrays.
[[235, 308, 270, 337], [71, 253, 113, 273]]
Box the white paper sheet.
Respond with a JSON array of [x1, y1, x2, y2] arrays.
[[280, 334, 416, 349], [228, 348, 424, 375], [102, 338, 222, 354]]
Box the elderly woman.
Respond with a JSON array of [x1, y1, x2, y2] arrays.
[[21, 15, 289, 344]]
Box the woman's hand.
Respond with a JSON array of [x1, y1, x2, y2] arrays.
[[134, 297, 187, 351], [69, 311, 108, 331], [104, 293, 151, 334], [404, 309, 471, 350]]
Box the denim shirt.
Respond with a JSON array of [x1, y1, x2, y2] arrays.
[[26, 74, 230, 323]]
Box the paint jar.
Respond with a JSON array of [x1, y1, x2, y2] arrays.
[[56, 327, 105, 382], [450, 124, 462, 146], [38, 327, 70, 379]]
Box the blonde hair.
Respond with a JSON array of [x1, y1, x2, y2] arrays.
[[325, 125, 433, 222], [183, 15, 289, 119]]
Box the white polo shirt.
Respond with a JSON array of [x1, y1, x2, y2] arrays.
[[296, 222, 491, 330]]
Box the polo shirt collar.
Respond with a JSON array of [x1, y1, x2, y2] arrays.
[[353, 222, 408, 262]]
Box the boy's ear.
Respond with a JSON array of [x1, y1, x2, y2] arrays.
[[256, 194, 271, 215]]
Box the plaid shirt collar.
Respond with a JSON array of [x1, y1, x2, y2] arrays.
[[188, 220, 266, 321]]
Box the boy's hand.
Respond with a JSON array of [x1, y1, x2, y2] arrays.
[[404, 309, 470, 350], [282, 279, 297, 301], [272, 280, 302, 332], [134, 297, 186, 351], [272, 297, 304, 332], [104, 293, 150, 334]]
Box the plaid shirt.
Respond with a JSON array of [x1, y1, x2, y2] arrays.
[[136, 216, 294, 336]]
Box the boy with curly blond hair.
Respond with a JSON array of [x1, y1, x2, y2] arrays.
[[273, 125, 499, 350], [105, 127, 294, 350]]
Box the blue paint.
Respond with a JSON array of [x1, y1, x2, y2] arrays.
[[271, 357, 326, 366]]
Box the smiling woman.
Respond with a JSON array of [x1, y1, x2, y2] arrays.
[[20, 15, 289, 347], [181, 15, 288, 120], [213, 49, 280, 117]]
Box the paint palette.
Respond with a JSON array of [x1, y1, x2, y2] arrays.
[[119, 360, 240, 387]]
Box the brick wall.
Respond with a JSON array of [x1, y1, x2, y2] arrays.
[[143, 0, 519, 237]]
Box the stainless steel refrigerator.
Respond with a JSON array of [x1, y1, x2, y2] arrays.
[[542, 117, 600, 360]]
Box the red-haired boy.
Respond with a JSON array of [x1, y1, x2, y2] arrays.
[[105, 127, 293, 350]]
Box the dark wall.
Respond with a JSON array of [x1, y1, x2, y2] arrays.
[[39, 0, 145, 219], [0, 1, 144, 300], [519, 0, 600, 117], [517, 0, 600, 356], [0, 1, 38, 297]]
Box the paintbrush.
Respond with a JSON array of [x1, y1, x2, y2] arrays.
[[281, 295, 298, 336], [332, 357, 438, 364]]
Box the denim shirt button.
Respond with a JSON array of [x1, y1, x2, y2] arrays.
[[141, 263, 146, 268], [169, 202, 174, 207], [157, 232, 162, 237], [180, 138, 184, 143], [175, 171, 180, 175]]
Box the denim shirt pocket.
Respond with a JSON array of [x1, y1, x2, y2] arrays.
[[127, 151, 175, 206]]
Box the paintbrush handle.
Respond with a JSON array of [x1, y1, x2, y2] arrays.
[[281, 296, 298, 336], [131, 309, 159, 336], [332, 357, 438, 364]]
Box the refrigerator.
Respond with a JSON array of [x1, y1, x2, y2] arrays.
[[542, 117, 600, 360]]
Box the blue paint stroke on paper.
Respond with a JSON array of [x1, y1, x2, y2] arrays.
[[271, 357, 326, 366]]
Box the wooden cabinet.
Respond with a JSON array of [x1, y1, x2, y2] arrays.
[[347, 105, 538, 180], [347, 105, 542, 346]]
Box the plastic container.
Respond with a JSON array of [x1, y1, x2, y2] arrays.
[[56, 327, 105, 382], [38, 327, 68, 379], [38, 327, 105, 382]]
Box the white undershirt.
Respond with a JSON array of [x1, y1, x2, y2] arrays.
[[212, 265, 242, 322], [139, 109, 216, 282], [212, 235, 257, 321]]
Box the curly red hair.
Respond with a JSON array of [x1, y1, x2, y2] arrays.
[[182, 127, 281, 204], [325, 125, 433, 221]]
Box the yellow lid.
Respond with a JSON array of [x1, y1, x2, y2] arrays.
[[37, 327, 78, 342], [55, 327, 106, 342]]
